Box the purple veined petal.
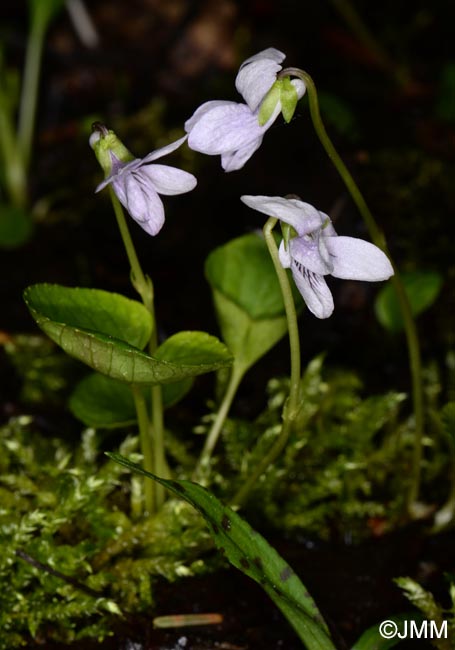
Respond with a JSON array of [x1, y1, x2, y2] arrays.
[[291, 262, 334, 319], [289, 236, 334, 275], [221, 135, 264, 172], [185, 100, 236, 133], [325, 236, 394, 281], [139, 164, 197, 195], [122, 171, 165, 236], [141, 135, 188, 164], [278, 240, 292, 268], [235, 48, 285, 111], [96, 176, 114, 193], [111, 175, 128, 207], [95, 158, 141, 193], [238, 47, 286, 71], [240, 195, 323, 235], [319, 211, 337, 237], [187, 103, 265, 154]]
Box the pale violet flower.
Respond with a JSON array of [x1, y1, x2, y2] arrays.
[[241, 195, 394, 319], [185, 48, 305, 172], [90, 127, 197, 236]]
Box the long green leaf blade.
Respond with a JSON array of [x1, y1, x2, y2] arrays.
[[107, 453, 336, 650]]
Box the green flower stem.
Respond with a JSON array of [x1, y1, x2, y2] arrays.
[[109, 188, 153, 311], [109, 189, 166, 511], [280, 67, 424, 512], [232, 217, 302, 507], [263, 217, 302, 415], [131, 385, 155, 515], [194, 363, 245, 479], [151, 383, 167, 508]]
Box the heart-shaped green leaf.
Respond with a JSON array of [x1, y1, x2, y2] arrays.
[[70, 372, 193, 428], [107, 453, 336, 650], [206, 234, 293, 374], [375, 271, 443, 332], [24, 284, 233, 384]]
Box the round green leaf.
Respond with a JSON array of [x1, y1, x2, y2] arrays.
[[206, 233, 286, 320], [24, 284, 233, 384], [70, 372, 193, 428], [24, 284, 153, 349], [205, 233, 296, 372], [375, 271, 443, 332]]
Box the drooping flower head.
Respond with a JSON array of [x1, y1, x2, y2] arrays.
[[185, 48, 305, 172], [90, 123, 197, 236], [241, 195, 394, 319]]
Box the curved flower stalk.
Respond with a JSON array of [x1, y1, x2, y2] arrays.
[[241, 195, 394, 319], [90, 124, 197, 236], [185, 48, 305, 172]]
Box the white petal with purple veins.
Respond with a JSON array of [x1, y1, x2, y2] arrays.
[[221, 136, 264, 172], [325, 237, 394, 281], [235, 48, 285, 111], [140, 164, 197, 195], [187, 103, 265, 154], [185, 100, 235, 132], [123, 172, 165, 236], [141, 135, 189, 164], [289, 237, 334, 275], [241, 195, 322, 235], [291, 262, 334, 319]]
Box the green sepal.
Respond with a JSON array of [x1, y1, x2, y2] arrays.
[[280, 77, 299, 123], [258, 81, 282, 126], [90, 127, 134, 176]]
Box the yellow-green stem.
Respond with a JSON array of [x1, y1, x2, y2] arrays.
[[232, 218, 302, 506], [109, 190, 166, 511], [280, 67, 424, 511], [109, 188, 153, 310], [195, 363, 245, 479], [132, 385, 155, 515], [18, 18, 45, 172]]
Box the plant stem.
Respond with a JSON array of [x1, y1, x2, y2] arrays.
[[17, 16, 46, 173], [195, 363, 245, 479], [109, 188, 153, 310], [263, 217, 302, 416], [131, 385, 155, 514], [232, 218, 302, 506], [150, 378, 167, 508], [0, 105, 27, 207], [280, 67, 424, 512], [109, 190, 166, 510]]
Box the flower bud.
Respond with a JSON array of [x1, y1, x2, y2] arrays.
[[89, 122, 134, 177]]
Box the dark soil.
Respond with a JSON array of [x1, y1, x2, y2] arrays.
[[33, 526, 454, 649]]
